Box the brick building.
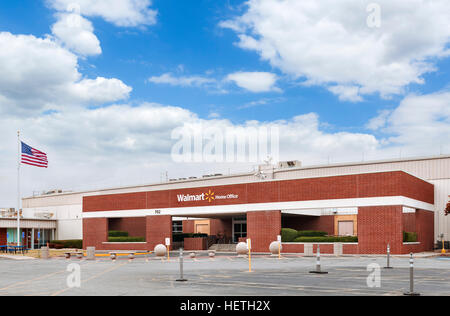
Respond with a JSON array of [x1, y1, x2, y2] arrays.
[[82, 170, 435, 254], [20, 155, 450, 254]]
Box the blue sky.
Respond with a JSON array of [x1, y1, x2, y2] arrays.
[[0, 0, 447, 128], [0, 0, 449, 204]]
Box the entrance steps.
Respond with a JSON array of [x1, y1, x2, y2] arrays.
[[209, 244, 236, 252]]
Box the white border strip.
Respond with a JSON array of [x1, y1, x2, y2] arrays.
[[82, 196, 434, 219]]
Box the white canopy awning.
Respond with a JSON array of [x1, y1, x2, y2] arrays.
[[0, 218, 56, 229]]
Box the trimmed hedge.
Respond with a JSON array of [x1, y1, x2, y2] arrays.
[[50, 240, 83, 249], [293, 236, 358, 243], [297, 230, 327, 237], [281, 228, 298, 242], [403, 231, 418, 243], [281, 228, 329, 242], [108, 237, 145, 243], [173, 233, 208, 242], [108, 231, 129, 237]]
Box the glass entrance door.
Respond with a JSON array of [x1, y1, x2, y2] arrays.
[[232, 216, 247, 243]]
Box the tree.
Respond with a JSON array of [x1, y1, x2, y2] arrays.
[[445, 202, 450, 216]]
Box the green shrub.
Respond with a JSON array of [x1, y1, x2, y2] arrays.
[[108, 231, 129, 237], [293, 236, 358, 243], [281, 228, 298, 242], [297, 230, 328, 237], [108, 237, 145, 243], [50, 240, 83, 249], [403, 231, 418, 243]]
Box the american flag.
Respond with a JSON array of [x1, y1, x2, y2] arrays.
[[21, 142, 48, 168]]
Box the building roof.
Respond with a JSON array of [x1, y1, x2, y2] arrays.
[[23, 154, 450, 200]]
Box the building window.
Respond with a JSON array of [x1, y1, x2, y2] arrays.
[[172, 221, 183, 233], [338, 221, 354, 236], [232, 216, 247, 243]]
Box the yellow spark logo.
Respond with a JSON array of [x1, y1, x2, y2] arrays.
[[205, 190, 215, 203]]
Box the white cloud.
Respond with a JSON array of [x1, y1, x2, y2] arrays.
[[226, 71, 280, 93], [148, 73, 217, 88], [71, 77, 132, 103], [2, 91, 450, 206], [0, 32, 131, 117], [328, 85, 363, 103], [148, 72, 281, 94], [369, 91, 450, 154], [47, 0, 157, 27], [238, 97, 286, 109], [51, 12, 101, 56], [221, 0, 450, 101], [366, 109, 392, 131], [0, 101, 381, 205]]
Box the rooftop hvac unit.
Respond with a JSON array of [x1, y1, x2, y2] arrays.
[[43, 189, 63, 195], [278, 160, 302, 169], [34, 212, 54, 219]]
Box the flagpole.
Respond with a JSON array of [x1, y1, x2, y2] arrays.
[[17, 131, 21, 247]]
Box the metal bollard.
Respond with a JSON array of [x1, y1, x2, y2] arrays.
[[309, 245, 328, 274], [404, 253, 420, 296], [384, 243, 393, 269], [176, 248, 188, 282]]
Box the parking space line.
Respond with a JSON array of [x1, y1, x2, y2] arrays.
[[50, 262, 128, 296], [0, 269, 66, 291]]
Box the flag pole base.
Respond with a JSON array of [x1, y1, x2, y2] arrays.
[[403, 292, 420, 296]]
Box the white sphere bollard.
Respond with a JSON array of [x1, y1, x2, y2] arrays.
[[269, 241, 282, 255], [190, 252, 196, 258], [236, 242, 248, 255], [209, 252, 215, 258], [154, 244, 167, 257]]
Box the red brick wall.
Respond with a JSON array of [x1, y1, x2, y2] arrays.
[[108, 217, 146, 237], [83, 171, 434, 212], [0, 228, 6, 245], [100, 243, 149, 251], [83, 218, 108, 249], [313, 244, 334, 254], [358, 206, 403, 254], [281, 243, 304, 253], [184, 237, 207, 250], [415, 210, 434, 252], [282, 215, 335, 235], [402, 213, 416, 233], [210, 218, 232, 238], [400, 173, 435, 205], [146, 215, 172, 251], [247, 211, 281, 252], [182, 220, 195, 234], [343, 243, 359, 254], [84, 192, 147, 212], [402, 243, 421, 254]]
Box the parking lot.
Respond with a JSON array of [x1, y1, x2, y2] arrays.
[[0, 254, 449, 296]]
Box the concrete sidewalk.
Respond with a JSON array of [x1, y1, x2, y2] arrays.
[[0, 255, 35, 260]]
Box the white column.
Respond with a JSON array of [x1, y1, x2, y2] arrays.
[[31, 228, 34, 250]]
